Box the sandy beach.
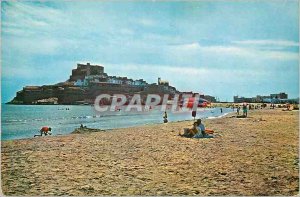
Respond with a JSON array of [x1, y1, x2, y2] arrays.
[[1, 109, 299, 196]]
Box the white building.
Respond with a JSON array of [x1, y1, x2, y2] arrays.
[[107, 76, 122, 84], [74, 79, 84, 86], [133, 79, 147, 86], [125, 79, 134, 85]]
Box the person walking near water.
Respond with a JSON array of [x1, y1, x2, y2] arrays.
[[220, 108, 223, 113], [237, 106, 240, 115]]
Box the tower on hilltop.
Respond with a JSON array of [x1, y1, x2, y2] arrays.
[[69, 62, 104, 81]]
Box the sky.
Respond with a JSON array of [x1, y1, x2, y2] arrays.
[[1, 0, 299, 102]]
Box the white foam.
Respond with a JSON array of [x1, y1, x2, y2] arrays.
[[206, 112, 232, 120]]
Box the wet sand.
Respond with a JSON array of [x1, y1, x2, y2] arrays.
[[1, 109, 299, 195]]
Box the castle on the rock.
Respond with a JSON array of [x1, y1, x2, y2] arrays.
[[9, 63, 189, 104]]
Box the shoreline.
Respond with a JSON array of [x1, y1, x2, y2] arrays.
[[1, 110, 234, 142], [1, 109, 299, 195]]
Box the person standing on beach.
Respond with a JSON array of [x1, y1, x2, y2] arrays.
[[243, 104, 247, 117], [237, 106, 240, 115], [163, 111, 168, 123]]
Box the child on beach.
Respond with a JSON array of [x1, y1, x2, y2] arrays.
[[34, 126, 52, 137]]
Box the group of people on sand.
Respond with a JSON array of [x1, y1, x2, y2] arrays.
[[162, 111, 214, 139], [236, 104, 248, 117], [179, 119, 214, 139]]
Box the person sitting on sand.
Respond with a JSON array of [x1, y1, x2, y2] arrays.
[[34, 126, 52, 137], [193, 119, 213, 138], [193, 119, 214, 138], [179, 122, 198, 138], [180, 119, 214, 138]]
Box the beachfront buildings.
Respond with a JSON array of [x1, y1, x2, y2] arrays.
[[203, 95, 217, 103], [270, 93, 288, 99], [233, 93, 298, 103]]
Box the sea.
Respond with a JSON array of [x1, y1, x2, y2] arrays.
[[1, 104, 233, 140]]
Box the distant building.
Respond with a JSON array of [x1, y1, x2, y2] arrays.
[[158, 77, 169, 86], [74, 79, 84, 86], [70, 63, 148, 87], [234, 92, 289, 103], [233, 96, 254, 103], [134, 79, 147, 86], [69, 63, 105, 81], [255, 95, 271, 102], [107, 76, 122, 84], [204, 95, 217, 103], [270, 92, 288, 99]]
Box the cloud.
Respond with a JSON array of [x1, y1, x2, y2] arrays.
[[119, 28, 135, 36], [171, 41, 299, 61], [2, 1, 67, 35], [5, 37, 61, 55], [233, 39, 299, 47], [1, 1, 299, 102], [103, 63, 267, 82], [176, 43, 201, 50], [135, 18, 156, 27]]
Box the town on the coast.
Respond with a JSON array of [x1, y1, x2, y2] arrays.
[[8, 62, 298, 106], [8, 62, 217, 105]]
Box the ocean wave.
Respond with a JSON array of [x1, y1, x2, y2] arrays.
[[206, 112, 232, 119], [2, 119, 25, 123]]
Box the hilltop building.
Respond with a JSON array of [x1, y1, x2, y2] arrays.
[[9, 62, 217, 105], [69, 63, 106, 81], [158, 77, 169, 86], [70, 63, 148, 87], [9, 63, 177, 104]]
